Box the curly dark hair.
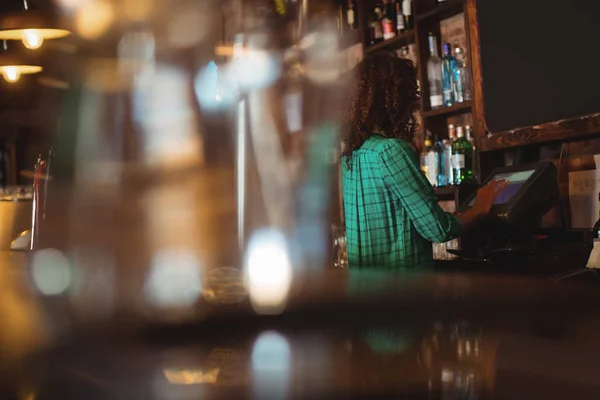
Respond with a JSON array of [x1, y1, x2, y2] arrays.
[[340, 53, 421, 168]]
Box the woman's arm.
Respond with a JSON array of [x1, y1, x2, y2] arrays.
[[455, 180, 509, 230], [378, 139, 462, 243]]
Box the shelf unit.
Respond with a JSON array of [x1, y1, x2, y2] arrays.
[[422, 100, 471, 118], [339, 0, 473, 148], [364, 29, 414, 55]]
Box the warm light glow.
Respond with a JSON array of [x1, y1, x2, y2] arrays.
[[163, 368, 220, 385], [0, 28, 70, 41], [22, 29, 44, 50], [75, 0, 115, 40], [0, 65, 43, 83], [245, 229, 292, 314], [2, 67, 20, 82]]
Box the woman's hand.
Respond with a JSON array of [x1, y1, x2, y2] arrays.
[[472, 179, 509, 215]]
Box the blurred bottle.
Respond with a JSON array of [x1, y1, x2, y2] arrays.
[[456, 47, 472, 101], [402, 0, 413, 29], [395, 1, 405, 33], [441, 43, 455, 107], [465, 125, 479, 183], [347, 0, 356, 31], [445, 125, 456, 185], [427, 33, 443, 109], [420, 134, 432, 177], [452, 126, 474, 185], [369, 5, 384, 44], [451, 47, 465, 103], [424, 133, 439, 187], [381, 0, 396, 40], [432, 136, 444, 188]]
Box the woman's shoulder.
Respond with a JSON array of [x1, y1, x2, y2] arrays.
[[368, 136, 415, 156]]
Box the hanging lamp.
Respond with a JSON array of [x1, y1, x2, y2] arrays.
[[0, 0, 70, 50], [0, 40, 42, 82]]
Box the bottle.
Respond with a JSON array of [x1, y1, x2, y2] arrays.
[[456, 47, 472, 101], [381, 1, 396, 40], [347, 0, 356, 31], [452, 47, 466, 103], [337, 6, 345, 34], [425, 134, 439, 187], [432, 136, 445, 187], [396, 1, 405, 33], [420, 135, 432, 177], [369, 6, 384, 44], [402, 0, 413, 30], [452, 126, 474, 185], [443, 125, 456, 186], [427, 33, 443, 109], [399, 45, 409, 59], [465, 125, 479, 182], [593, 193, 600, 238], [441, 43, 455, 107]]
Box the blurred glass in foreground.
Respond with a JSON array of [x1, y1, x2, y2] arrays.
[[30, 0, 354, 330]]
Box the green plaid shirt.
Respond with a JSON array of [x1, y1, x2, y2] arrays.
[[342, 135, 462, 270]]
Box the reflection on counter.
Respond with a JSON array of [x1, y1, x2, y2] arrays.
[[11, 321, 498, 398]]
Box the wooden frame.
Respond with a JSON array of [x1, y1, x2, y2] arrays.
[[466, 0, 600, 152]]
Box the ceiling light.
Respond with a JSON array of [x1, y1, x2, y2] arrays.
[[0, 40, 42, 83], [0, 1, 71, 50]]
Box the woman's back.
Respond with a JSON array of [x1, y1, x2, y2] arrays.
[[342, 135, 461, 270]]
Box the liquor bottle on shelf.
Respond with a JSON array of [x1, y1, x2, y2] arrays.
[[465, 125, 479, 182], [425, 133, 440, 187], [398, 45, 409, 59], [396, 1, 405, 34], [347, 0, 356, 31], [337, 6, 345, 34], [452, 126, 474, 185], [441, 43, 455, 107], [427, 33, 443, 109], [381, 0, 396, 40], [420, 134, 432, 177], [452, 46, 467, 103], [432, 136, 445, 187], [442, 124, 456, 186], [402, 0, 413, 30], [369, 5, 384, 45], [455, 46, 471, 101]]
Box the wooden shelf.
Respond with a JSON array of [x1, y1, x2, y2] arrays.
[[364, 30, 415, 55], [422, 101, 471, 118], [416, 0, 465, 22], [433, 186, 459, 196]]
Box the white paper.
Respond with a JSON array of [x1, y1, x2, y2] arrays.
[[587, 240, 600, 269], [569, 169, 600, 229], [594, 154, 600, 169]]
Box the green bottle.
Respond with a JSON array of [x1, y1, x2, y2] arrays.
[[451, 126, 473, 184]]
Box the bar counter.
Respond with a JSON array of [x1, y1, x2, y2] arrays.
[[2, 250, 600, 398]]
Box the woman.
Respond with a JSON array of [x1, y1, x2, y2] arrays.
[[340, 54, 506, 270]]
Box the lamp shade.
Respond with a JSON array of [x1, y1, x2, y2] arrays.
[[0, 2, 70, 49], [0, 40, 42, 82]]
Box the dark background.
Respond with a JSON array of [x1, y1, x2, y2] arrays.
[[478, 0, 600, 133]]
